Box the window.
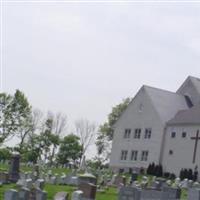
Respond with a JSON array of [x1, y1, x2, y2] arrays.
[[182, 132, 187, 138], [144, 128, 152, 139], [130, 150, 138, 161], [139, 103, 144, 112], [169, 150, 173, 155], [171, 132, 176, 138], [134, 129, 141, 139], [121, 150, 128, 160], [141, 151, 149, 161], [124, 129, 131, 138]]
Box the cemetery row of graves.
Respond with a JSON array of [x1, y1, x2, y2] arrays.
[[1, 153, 200, 200]]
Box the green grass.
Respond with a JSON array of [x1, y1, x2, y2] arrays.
[[0, 184, 17, 199], [0, 184, 117, 200]]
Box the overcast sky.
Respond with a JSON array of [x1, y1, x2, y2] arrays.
[[2, 1, 200, 136]]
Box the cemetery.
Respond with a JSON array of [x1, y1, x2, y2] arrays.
[[1, 153, 200, 199]]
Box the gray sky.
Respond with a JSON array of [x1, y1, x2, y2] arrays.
[[2, 2, 200, 135]]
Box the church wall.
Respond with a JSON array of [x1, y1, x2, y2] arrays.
[[162, 124, 200, 176], [110, 87, 164, 171]]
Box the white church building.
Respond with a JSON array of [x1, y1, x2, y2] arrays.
[[110, 76, 200, 176]]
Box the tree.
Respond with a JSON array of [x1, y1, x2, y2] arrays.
[[0, 90, 32, 146], [75, 119, 97, 162], [0, 92, 15, 144], [12, 90, 32, 153], [57, 134, 82, 166], [96, 98, 131, 157], [47, 112, 67, 166], [0, 147, 11, 162]]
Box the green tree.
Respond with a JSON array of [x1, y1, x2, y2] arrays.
[[0, 148, 11, 162], [0, 92, 14, 144], [12, 90, 32, 153], [0, 90, 32, 147], [57, 134, 82, 166], [96, 98, 131, 157]]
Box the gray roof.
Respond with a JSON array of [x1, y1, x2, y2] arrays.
[[177, 76, 200, 94], [167, 104, 200, 125], [144, 86, 189, 123]]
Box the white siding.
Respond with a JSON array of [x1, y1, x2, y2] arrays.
[[110, 87, 164, 170], [162, 125, 200, 176]]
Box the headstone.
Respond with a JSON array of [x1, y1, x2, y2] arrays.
[[118, 186, 141, 200], [59, 174, 66, 185], [9, 153, 20, 183], [114, 176, 124, 186], [161, 186, 181, 200], [71, 190, 83, 200], [141, 188, 162, 200], [35, 179, 45, 190], [54, 192, 68, 200], [188, 188, 200, 200], [181, 178, 189, 189], [0, 172, 9, 184], [25, 178, 33, 189], [35, 188, 47, 200], [193, 182, 200, 188], [19, 187, 30, 200], [78, 182, 97, 200], [4, 189, 19, 200], [50, 176, 57, 185], [78, 173, 97, 185], [188, 180, 193, 188], [151, 181, 160, 189], [155, 177, 166, 189]]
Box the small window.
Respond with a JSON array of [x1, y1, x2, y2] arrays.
[[144, 128, 152, 139], [182, 132, 187, 138], [139, 103, 144, 112], [130, 150, 138, 161], [169, 150, 173, 155], [121, 150, 128, 160], [171, 132, 176, 138], [124, 129, 131, 138], [134, 129, 141, 139], [141, 151, 149, 161]]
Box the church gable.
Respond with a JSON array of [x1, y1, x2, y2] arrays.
[[144, 86, 188, 124], [113, 86, 163, 130], [177, 76, 200, 106]]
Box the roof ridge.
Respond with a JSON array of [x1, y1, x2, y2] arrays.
[[143, 85, 181, 96]]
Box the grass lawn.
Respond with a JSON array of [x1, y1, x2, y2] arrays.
[[0, 184, 118, 200]]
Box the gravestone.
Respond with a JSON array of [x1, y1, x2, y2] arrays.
[[35, 188, 47, 200], [4, 189, 19, 200], [141, 188, 162, 200], [25, 178, 33, 189], [54, 192, 68, 200], [188, 188, 200, 200], [19, 187, 30, 200], [50, 176, 57, 185], [78, 173, 97, 185], [181, 178, 189, 189], [114, 176, 125, 186], [72, 190, 83, 200], [0, 172, 9, 184], [78, 182, 97, 200], [151, 181, 160, 189], [118, 186, 141, 200], [156, 177, 167, 189], [35, 179, 45, 190], [9, 153, 20, 183], [161, 186, 181, 200]]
